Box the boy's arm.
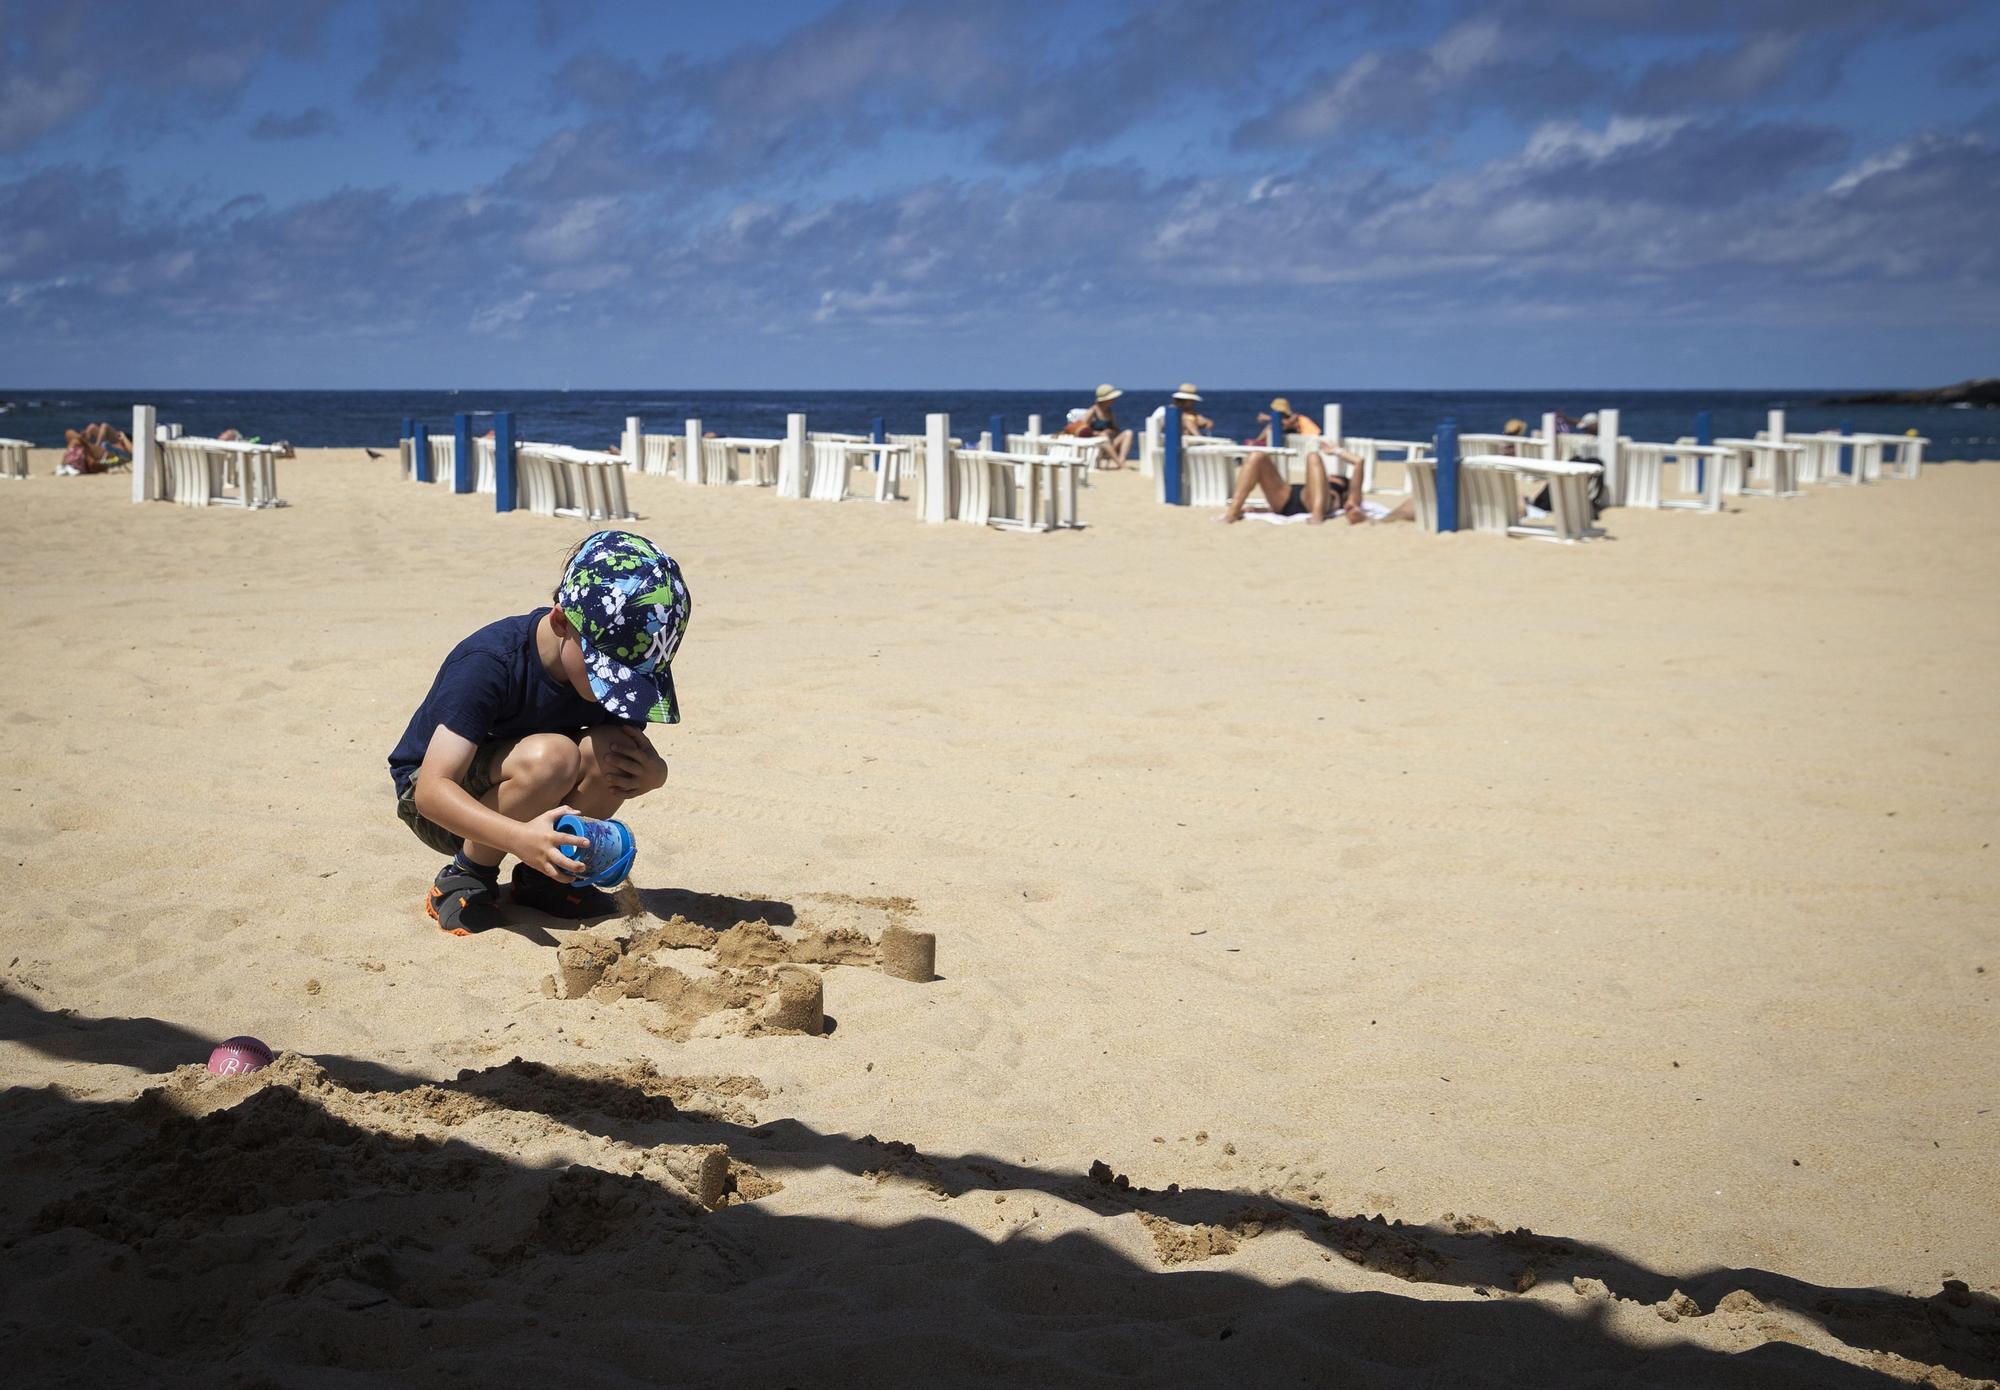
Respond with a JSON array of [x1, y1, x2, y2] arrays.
[[601, 724, 669, 795], [411, 726, 539, 862]]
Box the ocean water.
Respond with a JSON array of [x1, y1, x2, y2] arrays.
[[0, 387, 1992, 456]]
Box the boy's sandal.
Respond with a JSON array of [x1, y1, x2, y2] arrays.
[[425, 863, 505, 936], [510, 864, 619, 920]]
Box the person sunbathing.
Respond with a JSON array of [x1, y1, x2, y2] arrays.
[[84, 422, 133, 454], [1221, 448, 1356, 525], [58, 429, 104, 475]]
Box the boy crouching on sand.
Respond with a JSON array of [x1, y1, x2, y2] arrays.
[[387, 530, 690, 935]]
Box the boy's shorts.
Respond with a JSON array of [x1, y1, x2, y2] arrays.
[[395, 741, 508, 857]]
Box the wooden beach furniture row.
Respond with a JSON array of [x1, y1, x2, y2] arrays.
[[623, 413, 1089, 530]]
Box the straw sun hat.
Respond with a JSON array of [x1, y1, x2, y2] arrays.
[[1095, 383, 1123, 403], [1171, 383, 1202, 402], [1269, 397, 1293, 414], [1503, 418, 1527, 436]]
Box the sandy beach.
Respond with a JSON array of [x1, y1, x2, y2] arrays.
[[2, 449, 1996, 1386]]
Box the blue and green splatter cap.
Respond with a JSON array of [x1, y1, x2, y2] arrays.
[[556, 530, 690, 724]]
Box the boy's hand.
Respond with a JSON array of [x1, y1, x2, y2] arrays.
[[515, 806, 589, 883], [604, 725, 668, 796]]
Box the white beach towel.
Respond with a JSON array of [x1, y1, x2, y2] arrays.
[[1221, 501, 1394, 524]]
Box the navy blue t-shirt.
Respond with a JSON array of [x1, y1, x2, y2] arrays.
[[387, 608, 607, 796]]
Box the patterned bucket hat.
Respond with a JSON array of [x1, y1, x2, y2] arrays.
[[556, 531, 690, 724]]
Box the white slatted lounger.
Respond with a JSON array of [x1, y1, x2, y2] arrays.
[[426, 435, 456, 485], [947, 450, 1079, 531], [159, 437, 285, 508], [640, 433, 681, 478], [1851, 435, 1920, 482], [1179, 444, 1249, 509], [886, 433, 928, 501], [1717, 438, 1803, 498], [807, 437, 852, 501], [700, 438, 735, 488], [1345, 438, 1432, 496], [515, 446, 561, 517], [473, 436, 497, 494], [1403, 455, 1441, 530], [513, 444, 625, 519], [550, 446, 631, 520], [160, 439, 216, 506], [0, 438, 30, 479], [1786, 433, 1842, 485], [736, 439, 781, 487], [1456, 456, 1517, 534], [228, 442, 284, 508], [1623, 441, 1731, 511], [1868, 434, 1927, 479], [1497, 456, 1604, 542]]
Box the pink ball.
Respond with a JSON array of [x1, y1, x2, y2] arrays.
[[207, 1036, 275, 1077]]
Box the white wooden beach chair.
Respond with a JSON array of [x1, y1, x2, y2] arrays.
[[807, 437, 852, 501], [224, 442, 285, 508], [1403, 454, 1442, 530], [160, 438, 221, 506], [1493, 456, 1604, 542], [1720, 437, 1804, 498], [1871, 434, 1926, 479], [1179, 443, 1247, 509], [640, 433, 681, 477], [1344, 438, 1432, 497], [0, 438, 30, 479], [473, 436, 497, 494], [1786, 433, 1840, 485], [945, 449, 1079, 531], [1459, 456, 1521, 534], [426, 435, 456, 485], [736, 439, 782, 487], [1622, 441, 1729, 511], [552, 447, 632, 520], [514, 445, 566, 517]]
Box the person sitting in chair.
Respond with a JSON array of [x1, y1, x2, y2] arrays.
[[1061, 384, 1133, 469], [1156, 383, 1215, 437]]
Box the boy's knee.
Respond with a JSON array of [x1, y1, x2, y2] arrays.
[[512, 734, 583, 791]]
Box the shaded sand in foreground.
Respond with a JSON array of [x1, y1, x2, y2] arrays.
[[2, 450, 1996, 1385]]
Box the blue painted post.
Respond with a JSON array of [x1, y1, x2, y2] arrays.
[[1436, 418, 1459, 533], [453, 412, 473, 494], [990, 413, 1006, 453], [871, 416, 885, 471], [1839, 418, 1854, 475], [401, 416, 413, 440], [1162, 412, 1183, 505], [412, 421, 430, 483], [493, 412, 516, 512], [1695, 409, 1712, 492]]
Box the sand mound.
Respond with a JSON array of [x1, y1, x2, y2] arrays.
[[539, 900, 927, 1037]]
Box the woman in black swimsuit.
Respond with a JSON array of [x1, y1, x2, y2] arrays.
[[1220, 446, 1364, 524]]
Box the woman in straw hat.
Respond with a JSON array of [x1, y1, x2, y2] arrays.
[[1061, 383, 1134, 469], [1167, 383, 1215, 437]]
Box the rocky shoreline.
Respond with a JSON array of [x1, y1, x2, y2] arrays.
[[1822, 377, 2000, 407]]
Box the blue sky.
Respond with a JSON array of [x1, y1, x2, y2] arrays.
[[2, 0, 1996, 388]]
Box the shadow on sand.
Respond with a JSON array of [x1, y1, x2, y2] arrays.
[[2, 987, 1993, 1386]]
